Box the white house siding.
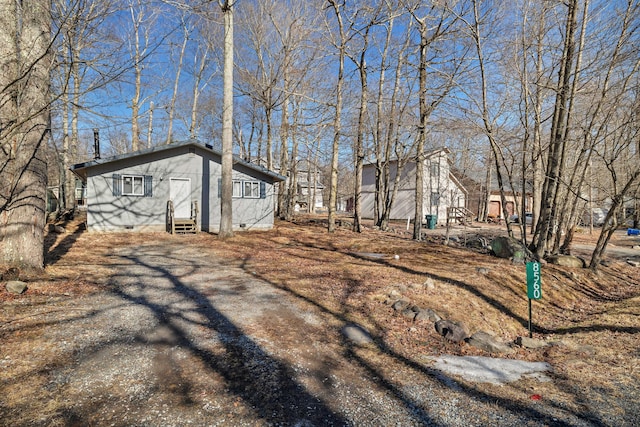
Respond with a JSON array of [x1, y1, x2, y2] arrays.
[[360, 150, 466, 225], [81, 144, 279, 232]]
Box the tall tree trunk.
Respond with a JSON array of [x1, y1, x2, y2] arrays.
[[277, 86, 289, 219], [130, 4, 143, 152], [218, 0, 234, 238], [373, 17, 392, 226], [147, 101, 154, 148], [352, 30, 370, 233], [0, 0, 51, 268], [413, 20, 428, 241], [327, 0, 345, 233], [379, 22, 410, 231], [190, 48, 208, 139], [61, 89, 71, 211]]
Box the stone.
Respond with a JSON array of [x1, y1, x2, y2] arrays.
[[341, 324, 373, 345], [387, 289, 402, 299], [490, 236, 534, 261], [632, 245, 640, 250], [5, 281, 27, 294], [423, 278, 435, 291], [546, 255, 586, 268], [476, 267, 489, 275], [627, 260, 640, 268], [434, 319, 469, 343], [392, 299, 411, 311], [415, 308, 441, 323], [466, 237, 488, 250], [1, 267, 20, 281], [401, 308, 417, 320], [466, 331, 515, 354], [515, 336, 548, 349]]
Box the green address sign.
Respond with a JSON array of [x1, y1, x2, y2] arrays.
[[526, 262, 542, 300]]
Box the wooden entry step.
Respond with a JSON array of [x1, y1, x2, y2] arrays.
[[173, 219, 197, 234]]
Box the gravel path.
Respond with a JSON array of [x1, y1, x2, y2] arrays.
[[1, 241, 633, 426]]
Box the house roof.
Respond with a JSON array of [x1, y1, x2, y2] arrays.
[[70, 139, 286, 182], [451, 166, 533, 195]]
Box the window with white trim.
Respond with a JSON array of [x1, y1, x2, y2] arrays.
[[244, 181, 260, 198], [223, 179, 266, 199], [112, 174, 153, 197], [123, 175, 144, 196], [232, 180, 243, 198]]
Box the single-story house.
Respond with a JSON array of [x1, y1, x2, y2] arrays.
[[360, 148, 467, 225], [70, 139, 285, 232]]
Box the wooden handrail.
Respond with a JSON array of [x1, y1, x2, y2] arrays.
[[167, 200, 175, 234], [192, 200, 199, 233]]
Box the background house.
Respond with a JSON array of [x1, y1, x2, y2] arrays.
[[293, 160, 325, 212], [71, 140, 285, 232], [360, 148, 467, 225], [455, 169, 533, 222]]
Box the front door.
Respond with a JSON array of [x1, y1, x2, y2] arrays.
[[170, 178, 191, 218]]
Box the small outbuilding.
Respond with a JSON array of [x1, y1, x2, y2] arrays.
[[70, 139, 285, 233]]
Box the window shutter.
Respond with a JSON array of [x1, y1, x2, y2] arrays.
[[218, 178, 222, 198], [260, 181, 266, 199], [112, 174, 121, 196], [144, 175, 153, 197]]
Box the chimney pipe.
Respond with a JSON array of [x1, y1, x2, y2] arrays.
[[93, 128, 101, 159]]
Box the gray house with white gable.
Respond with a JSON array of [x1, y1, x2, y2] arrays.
[[360, 148, 467, 225], [70, 140, 285, 233]]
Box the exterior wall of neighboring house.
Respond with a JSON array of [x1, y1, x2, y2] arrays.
[[74, 142, 282, 232], [487, 191, 532, 221], [295, 167, 324, 211], [360, 149, 466, 224]]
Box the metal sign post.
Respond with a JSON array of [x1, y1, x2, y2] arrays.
[[526, 262, 542, 338]]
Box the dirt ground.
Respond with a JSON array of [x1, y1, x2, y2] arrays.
[[1, 214, 639, 426]]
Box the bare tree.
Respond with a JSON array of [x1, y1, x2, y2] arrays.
[[345, 3, 384, 233], [406, 2, 463, 240], [463, 0, 517, 238], [530, 0, 580, 258], [166, 14, 190, 144], [326, 0, 346, 233], [126, 0, 163, 152], [376, 10, 414, 231]]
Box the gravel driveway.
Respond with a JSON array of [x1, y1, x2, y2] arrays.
[[1, 240, 628, 426]]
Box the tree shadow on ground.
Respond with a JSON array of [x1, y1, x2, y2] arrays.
[[240, 255, 607, 427], [107, 248, 349, 426], [44, 216, 85, 266]]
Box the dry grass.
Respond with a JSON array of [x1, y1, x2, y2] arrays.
[[188, 216, 640, 403], [1, 213, 639, 423]]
